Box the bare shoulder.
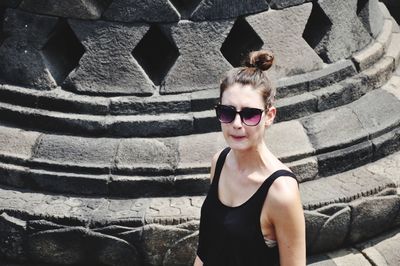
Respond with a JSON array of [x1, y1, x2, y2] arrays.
[[267, 175, 300, 210], [209, 148, 226, 183]]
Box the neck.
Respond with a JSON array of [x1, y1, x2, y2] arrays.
[[230, 142, 272, 174]]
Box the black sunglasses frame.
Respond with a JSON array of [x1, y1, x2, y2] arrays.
[[215, 104, 266, 126]]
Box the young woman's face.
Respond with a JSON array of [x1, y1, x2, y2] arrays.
[[220, 83, 275, 151]]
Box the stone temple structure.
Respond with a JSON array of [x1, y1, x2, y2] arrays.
[[0, 0, 399, 265]]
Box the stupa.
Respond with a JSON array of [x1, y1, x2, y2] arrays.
[[0, 0, 399, 265]]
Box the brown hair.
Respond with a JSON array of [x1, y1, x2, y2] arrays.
[[219, 50, 275, 109]]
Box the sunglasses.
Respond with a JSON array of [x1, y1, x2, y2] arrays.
[[215, 104, 265, 126]]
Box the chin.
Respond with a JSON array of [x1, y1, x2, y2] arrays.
[[226, 138, 253, 151]]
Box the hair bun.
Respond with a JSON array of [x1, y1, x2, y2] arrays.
[[246, 50, 274, 71]]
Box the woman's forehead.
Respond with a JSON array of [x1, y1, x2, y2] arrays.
[[221, 84, 264, 106]]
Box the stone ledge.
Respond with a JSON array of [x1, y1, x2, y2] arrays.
[[376, 19, 393, 51], [352, 42, 384, 71], [386, 33, 400, 67]]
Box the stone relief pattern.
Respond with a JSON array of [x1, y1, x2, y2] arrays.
[[0, 192, 399, 265], [0, 1, 383, 96]]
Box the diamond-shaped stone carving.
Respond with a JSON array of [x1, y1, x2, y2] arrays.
[[64, 20, 154, 96], [41, 19, 85, 85], [132, 25, 179, 86], [357, 0, 385, 38], [103, 0, 179, 23], [245, 3, 324, 80], [220, 17, 264, 67], [303, 2, 333, 63], [170, 0, 202, 20], [0, 9, 59, 89], [311, 0, 372, 63], [160, 20, 234, 94], [191, 0, 269, 21], [19, 0, 111, 20]]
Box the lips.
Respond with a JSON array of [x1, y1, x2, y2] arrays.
[[231, 135, 246, 140]]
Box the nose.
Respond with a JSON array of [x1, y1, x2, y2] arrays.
[[232, 113, 243, 128]]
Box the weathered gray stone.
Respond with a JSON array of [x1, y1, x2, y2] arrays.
[[19, 0, 109, 19], [386, 33, 400, 67], [107, 113, 194, 137], [0, 213, 26, 261], [5, 165, 109, 196], [350, 89, 400, 138], [313, 84, 350, 112], [267, 0, 312, 9], [144, 198, 200, 224], [0, 125, 40, 159], [361, 56, 395, 88], [115, 138, 177, 174], [313, 0, 372, 63], [27, 220, 66, 234], [35, 88, 109, 115], [357, 0, 385, 38], [190, 88, 219, 112], [359, 230, 400, 266], [301, 165, 395, 209], [372, 128, 400, 159], [275, 93, 317, 121], [93, 225, 135, 236], [109, 94, 191, 115], [175, 220, 199, 231], [275, 74, 309, 99], [0, 0, 21, 8], [300, 106, 368, 152], [349, 196, 400, 243], [32, 134, 119, 169], [352, 42, 384, 71], [317, 141, 374, 177], [0, 85, 110, 115], [312, 206, 351, 253], [327, 248, 371, 265], [304, 211, 329, 250], [376, 19, 393, 52], [246, 4, 323, 80], [191, 0, 269, 21], [64, 20, 154, 96], [0, 9, 58, 89], [308, 60, 357, 91], [161, 20, 233, 94], [163, 231, 198, 266], [120, 224, 190, 266], [28, 227, 139, 266], [193, 110, 222, 134], [286, 157, 318, 182], [177, 132, 225, 171], [92, 231, 140, 266], [378, 2, 392, 18], [266, 120, 315, 162], [307, 254, 336, 266], [103, 0, 179, 22]]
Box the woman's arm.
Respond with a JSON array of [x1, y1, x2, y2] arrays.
[[267, 176, 306, 266]]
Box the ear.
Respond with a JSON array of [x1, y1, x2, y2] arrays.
[[264, 106, 276, 127]]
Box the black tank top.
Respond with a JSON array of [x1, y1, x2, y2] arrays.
[[197, 147, 298, 266]]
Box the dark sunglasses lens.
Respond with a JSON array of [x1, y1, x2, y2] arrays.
[[216, 106, 236, 123], [241, 108, 262, 126]]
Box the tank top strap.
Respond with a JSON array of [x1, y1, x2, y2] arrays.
[[211, 147, 231, 186], [253, 169, 298, 207]]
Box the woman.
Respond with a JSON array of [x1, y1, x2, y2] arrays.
[[193, 50, 306, 266]]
